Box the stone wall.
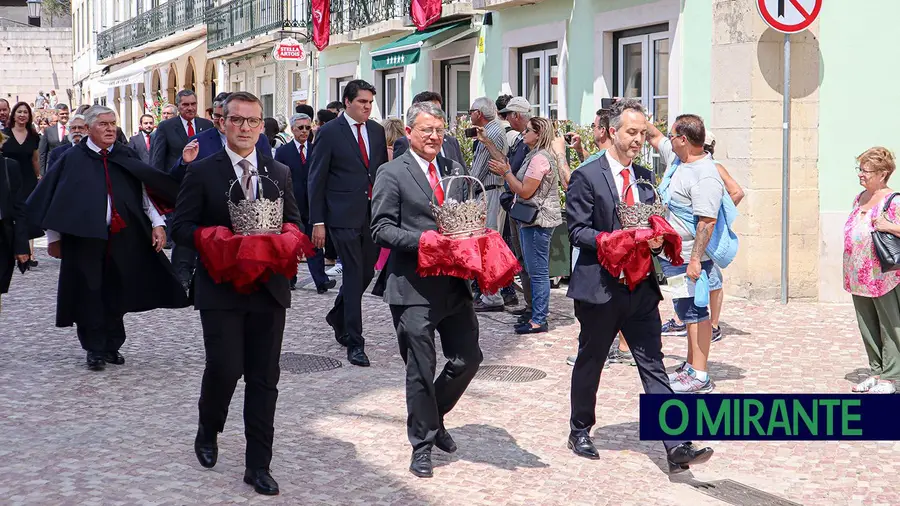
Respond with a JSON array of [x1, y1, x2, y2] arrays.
[[0, 27, 74, 109]]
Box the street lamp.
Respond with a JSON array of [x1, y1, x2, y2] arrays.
[[27, 0, 42, 27]]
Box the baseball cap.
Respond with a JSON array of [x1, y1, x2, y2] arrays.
[[499, 97, 532, 114], [704, 130, 716, 146]]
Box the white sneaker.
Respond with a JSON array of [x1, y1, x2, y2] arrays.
[[667, 362, 687, 382], [326, 264, 343, 276], [869, 381, 896, 394], [852, 376, 879, 393], [671, 370, 715, 394]]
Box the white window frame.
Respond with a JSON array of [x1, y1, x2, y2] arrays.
[[520, 48, 558, 119], [380, 69, 405, 120], [445, 61, 471, 126], [616, 32, 669, 122], [336, 76, 352, 103]]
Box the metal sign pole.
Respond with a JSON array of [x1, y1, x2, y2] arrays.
[[781, 33, 791, 304]]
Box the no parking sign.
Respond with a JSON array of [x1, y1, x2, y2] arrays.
[[757, 0, 822, 34]]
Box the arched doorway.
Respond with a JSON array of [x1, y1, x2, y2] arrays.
[[185, 57, 197, 92], [205, 60, 218, 102], [123, 84, 133, 136], [150, 69, 161, 109], [167, 63, 178, 104]]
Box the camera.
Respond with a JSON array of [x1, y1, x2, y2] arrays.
[[464, 127, 478, 138], [601, 98, 617, 110]]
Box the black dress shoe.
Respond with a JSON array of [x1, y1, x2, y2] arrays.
[[243, 468, 279, 495], [435, 428, 457, 453], [194, 425, 218, 469], [28, 259, 38, 267], [409, 450, 433, 478], [567, 433, 600, 460], [667, 443, 713, 473], [86, 351, 106, 371], [316, 278, 337, 294], [515, 322, 549, 335], [516, 312, 533, 324], [325, 311, 345, 345], [105, 351, 125, 365], [347, 346, 370, 367]]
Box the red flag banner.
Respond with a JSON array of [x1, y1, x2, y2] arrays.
[[411, 0, 442, 31], [312, 0, 330, 51]]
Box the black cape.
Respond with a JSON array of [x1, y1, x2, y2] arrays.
[[25, 139, 189, 326]]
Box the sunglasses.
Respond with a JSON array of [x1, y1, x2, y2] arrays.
[[295, 125, 311, 131]]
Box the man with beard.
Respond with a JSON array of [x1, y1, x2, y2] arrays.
[[127, 114, 156, 164], [46, 114, 88, 169], [26, 105, 189, 370]]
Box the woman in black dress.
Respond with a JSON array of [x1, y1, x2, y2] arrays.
[[3, 102, 41, 265]]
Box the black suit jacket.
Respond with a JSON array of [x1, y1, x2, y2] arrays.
[[127, 132, 153, 164], [46, 143, 74, 172], [170, 149, 303, 311], [38, 125, 65, 175], [274, 140, 313, 224], [565, 153, 662, 305], [307, 115, 388, 228], [370, 150, 471, 306], [393, 135, 467, 170], [149, 116, 214, 172], [0, 157, 29, 294]]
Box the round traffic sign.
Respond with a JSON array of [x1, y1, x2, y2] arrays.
[[757, 0, 822, 34]]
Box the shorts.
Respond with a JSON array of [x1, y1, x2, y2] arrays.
[[658, 258, 718, 324]]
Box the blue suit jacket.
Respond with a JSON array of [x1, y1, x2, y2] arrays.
[[169, 128, 271, 182], [46, 143, 74, 173], [274, 140, 313, 224]]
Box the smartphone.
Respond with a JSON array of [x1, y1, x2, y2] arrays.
[[464, 127, 478, 138], [601, 98, 616, 110]]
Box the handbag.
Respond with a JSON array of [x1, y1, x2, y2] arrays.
[[872, 193, 900, 272], [507, 194, 538, 224]]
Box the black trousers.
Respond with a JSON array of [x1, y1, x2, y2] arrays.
[[171, 242, 196, 287], [569, 280, 684, 451], [390, 292, 482, 451], [328, 223, 378, 348], [63, 236, 126, 353], [198, 308, 286, 469]]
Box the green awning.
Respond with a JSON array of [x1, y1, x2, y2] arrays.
[[371, 21, 469, 71]]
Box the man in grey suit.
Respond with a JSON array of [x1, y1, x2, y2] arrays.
[[38, 103, 70, 175], [126, 114, 156, 164], [371, 101, 482, 479]]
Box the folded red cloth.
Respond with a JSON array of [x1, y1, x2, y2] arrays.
[[193, 223, 316, 294], [596, 215, 683, 290], [417, 229, 521, 294]]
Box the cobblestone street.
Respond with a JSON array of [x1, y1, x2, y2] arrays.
[[1, 250, 898, 506]]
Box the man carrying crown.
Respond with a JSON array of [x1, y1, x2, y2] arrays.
[[564, 99, 714, 473], [170, 92, 303, 496], [371, 101, 483, 479]]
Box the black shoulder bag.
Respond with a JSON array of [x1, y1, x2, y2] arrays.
[[872, 193, 900, 272]]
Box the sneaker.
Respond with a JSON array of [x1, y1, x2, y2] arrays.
[[607, 348, 636, 366], [870, 381, 896, 394], [711, 326, 723, 343], [661, 318, 687, 336], [852, 376, 879, 393], [667, 362, 687, 382], [566, 355, 577, 366], [671, 370, 715, 394], [325, 264, 343, 276]]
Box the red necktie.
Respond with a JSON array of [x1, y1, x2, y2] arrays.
[[355, 124, 369, 168], [61, 124, 66, 137], [187, 120, 195, 137], [427, 162, 444, 205], [145, 133, 151, 151], [299, 144, 306, 164], [621, 168, 635, 206], [100, 149, 127, 234]]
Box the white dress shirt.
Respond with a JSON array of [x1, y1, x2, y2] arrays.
[[181, 116, 196, 137], [46, 138, 166, 243], [57, 122, 67, 141], [408, 149, 438, 178], [342, 110, 370, 158], [225, 144, 258, 199], [293, 139, 309, 160], [604, 150, 637, 202]]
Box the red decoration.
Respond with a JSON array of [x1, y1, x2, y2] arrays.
[[411, 0, 442, 31], [596, 215, 683, 290], [311, 0, 331, 51], [193, 223, 316, 294], [417, 229, 521, 295]]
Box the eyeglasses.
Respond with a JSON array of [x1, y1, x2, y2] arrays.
[[667, 132, 684, 140], [227, 116, 262, 128], [856, 166, 882, 174], [415, 127, 445, 137], [294, 125, 311, 131], [212, 113, 224, 120]]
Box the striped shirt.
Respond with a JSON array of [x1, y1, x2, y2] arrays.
[[471, 118, 509, 188]]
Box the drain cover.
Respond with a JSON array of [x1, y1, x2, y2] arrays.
[[474, 365, 546, 383], [693, 480, 801, 506], [281, 353, 342, 374]]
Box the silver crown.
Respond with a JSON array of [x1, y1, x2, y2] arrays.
[[616, 178, 667, 229], [430, 175, 488, 238], [227, 171, 284, 236]]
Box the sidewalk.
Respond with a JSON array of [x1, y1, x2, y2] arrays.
[[0, 250, 895, 505]]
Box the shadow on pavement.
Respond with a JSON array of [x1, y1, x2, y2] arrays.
[[432, 423, 549, 471], [843, 368, 871, 385]]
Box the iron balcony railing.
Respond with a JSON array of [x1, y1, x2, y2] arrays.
[[207, 0, 311, 51], [329, 0, 412, 35], [96, 0, 215, 61]]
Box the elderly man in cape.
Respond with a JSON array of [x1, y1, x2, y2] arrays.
[[26, 105, 189, 371]]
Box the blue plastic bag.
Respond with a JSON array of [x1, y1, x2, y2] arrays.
[[694, 270, 710, 308]]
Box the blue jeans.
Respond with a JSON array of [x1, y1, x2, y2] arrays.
[[519, 225, 552, 325], [658, 258, 715, 324]]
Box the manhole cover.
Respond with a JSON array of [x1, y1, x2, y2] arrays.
[[693, 480, 801, 506], [474, 365, 546, 383], [280, 353, 342, 374]]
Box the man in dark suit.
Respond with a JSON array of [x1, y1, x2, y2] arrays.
[[127, 114, 155, 164], [0, 140, 31, 308], [46, 114, 88, 170], [274, 112, 334, 293], [171, 92, 302, 496], [308, 79, 389, 367], [371, 101, 482, 478], [392, 92, 467, 170], [565, 99, 713, 473], [38, 103, 70, 175]]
